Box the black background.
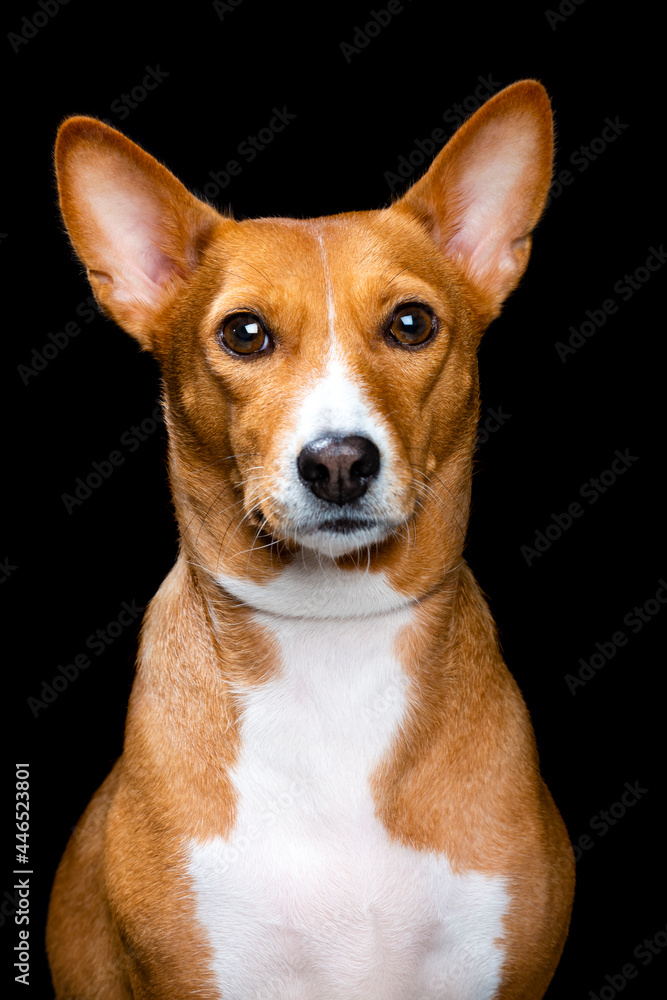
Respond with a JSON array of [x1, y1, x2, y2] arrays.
[[2, 1, 665, 996]]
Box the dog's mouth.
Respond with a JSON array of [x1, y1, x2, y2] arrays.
[[250, 505, 394, 555], [306, 516, 378, 535], [295, 515, 393, 556], [252, 507, 381, 537]]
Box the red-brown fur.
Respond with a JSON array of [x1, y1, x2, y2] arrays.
[[47, 81, 574, 998]]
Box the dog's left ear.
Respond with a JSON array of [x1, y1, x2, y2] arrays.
[[393, 80, 553, 321]]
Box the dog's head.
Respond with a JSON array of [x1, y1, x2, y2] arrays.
[[55, 82, 552, 600]]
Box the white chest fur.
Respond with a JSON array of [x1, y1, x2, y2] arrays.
[[187, 589, 510, 999]]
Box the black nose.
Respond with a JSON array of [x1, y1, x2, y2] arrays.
[[297, 435, 381, 506]]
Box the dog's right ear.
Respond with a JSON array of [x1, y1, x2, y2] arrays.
[[55, 117, 222, 352]]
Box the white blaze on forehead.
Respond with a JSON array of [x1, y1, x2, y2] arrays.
[[291, 354, 385, 450], [316, 229, 337, 343]]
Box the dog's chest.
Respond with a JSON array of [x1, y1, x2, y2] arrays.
[[187, 607, 509, 999]]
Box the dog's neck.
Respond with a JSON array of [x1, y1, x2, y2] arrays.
[[202, 548, 465, 624]]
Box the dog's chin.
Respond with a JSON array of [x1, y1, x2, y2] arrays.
[[291, 518, 394, 558]]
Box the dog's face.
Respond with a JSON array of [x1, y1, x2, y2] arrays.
[[55, 81, 552, 589], [160, 209, 481, 562]]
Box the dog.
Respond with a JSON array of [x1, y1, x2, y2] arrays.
[[47, 79, 575, 999]]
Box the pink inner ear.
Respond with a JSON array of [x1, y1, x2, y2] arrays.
[[444, 118, 538, 277], [76, 155, 182, 309]]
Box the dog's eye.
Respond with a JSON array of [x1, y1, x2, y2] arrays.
[[388, 305, 434, 347], [220, 313, 270, 355]]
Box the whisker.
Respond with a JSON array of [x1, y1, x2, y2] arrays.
[[188, 451, 261, 475], [412, 495, 447, 578], [430, 470, 468, 520], [218, 491, 276, 569], [184, 484, 233, 550], [412, 470, 467, 541]]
